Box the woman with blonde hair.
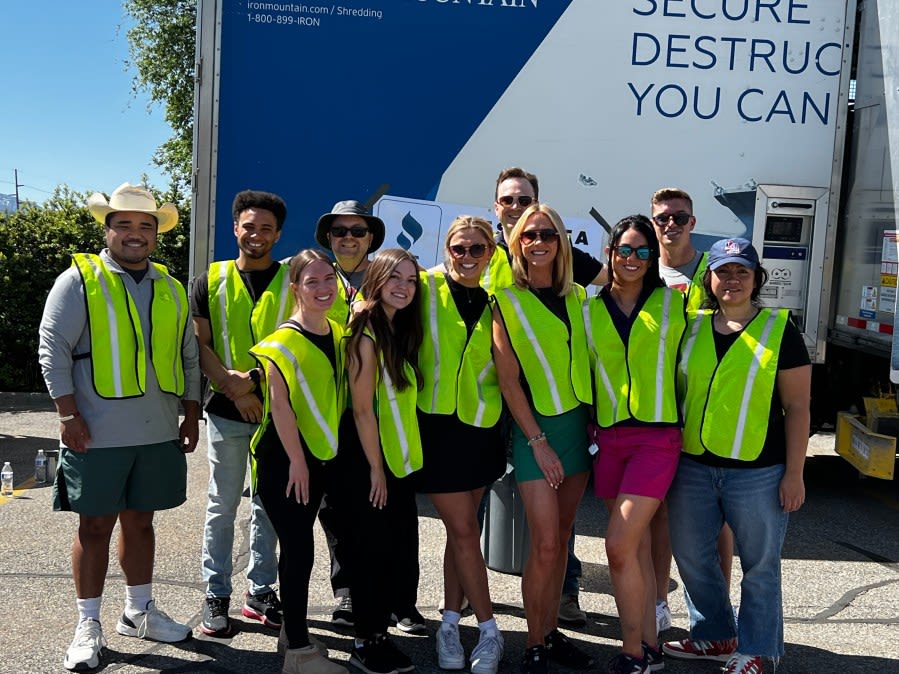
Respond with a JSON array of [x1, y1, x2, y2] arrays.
[[418, 215, 506, 674], [492, 204, 594, 674]]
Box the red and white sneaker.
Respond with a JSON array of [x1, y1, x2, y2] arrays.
[[662, 637, 736, 662], [724, 653, 764, 673]]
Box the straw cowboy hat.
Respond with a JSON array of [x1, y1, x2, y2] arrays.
[[87, 183, 179, 233]]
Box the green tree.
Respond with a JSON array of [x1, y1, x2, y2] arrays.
[[124, 0, 197, 191]]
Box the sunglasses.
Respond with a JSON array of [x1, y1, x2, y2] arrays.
[[497, 195, 535, 208], [449, 243, 488, 259], [519, 228, 560, 244], [330, 225, 369, 238], [652, 212, 692, 227], [614, 244, 652, 260]]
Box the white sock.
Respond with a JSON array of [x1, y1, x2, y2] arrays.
[[442, 610, 461, 628], [77, 596, 102, 623], [478, 617, 498, 637], [124, 583, 152, 615]]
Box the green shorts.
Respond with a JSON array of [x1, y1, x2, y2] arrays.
[[511, 405, 591, 483], [53, 441, 187, 516]]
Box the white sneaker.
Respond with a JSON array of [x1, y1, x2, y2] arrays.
[[470, 631, 504, 674], [116, 599, 191, 643], [436, 623, 465, 670], [64, 619, 107, 671], [655, 600, 672, 633]]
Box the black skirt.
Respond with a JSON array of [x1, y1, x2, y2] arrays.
[[414, 410, 505, 494]]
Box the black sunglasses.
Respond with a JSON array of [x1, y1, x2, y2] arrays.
[[652, 212, 692, 227], [330, 225, 369, 238], [449, 243, 488, 259], [497, 195, 535, 208], [519, 228, 560, 244], [614, 244, 652, 260]]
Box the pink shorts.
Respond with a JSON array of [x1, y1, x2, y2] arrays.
[[593, 426, 682, 501]]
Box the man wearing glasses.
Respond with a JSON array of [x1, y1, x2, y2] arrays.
[[650, 188, 708, 311], [314, 200, 386, 325], [483, 167, 607, 294]]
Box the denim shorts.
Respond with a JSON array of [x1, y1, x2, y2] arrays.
[[53, 441, 187, 516]]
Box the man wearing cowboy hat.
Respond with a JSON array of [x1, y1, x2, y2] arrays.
[[38, 183, 201, 671], [191, 189, 288, 637]]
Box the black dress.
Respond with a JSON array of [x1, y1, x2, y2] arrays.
[[415, 276, 505, 494]]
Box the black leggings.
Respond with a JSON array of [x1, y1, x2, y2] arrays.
[[255, 424, 331, 649]]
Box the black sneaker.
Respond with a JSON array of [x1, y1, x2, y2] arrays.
[[390, 608, 427, 635], [380, 634, 415, 672], [608, 652, 649, 674], [641, 642, 663, 672], [545, 629, 595, 669], [521, 645, 549, 674], [241, 590, 282, 629], [332, 595, 354, 627], [350, 634, 401, 674], [200, 596, 232, 637]]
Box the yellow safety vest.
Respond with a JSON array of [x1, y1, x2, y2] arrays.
[[207, 261, 293, 378], [494, 284, 593, 416], [365, 328, 423, 478], [326, 266, 366, 325], [584, 287, 686, 427], [250, 321, 346, 461], [480, 245, 515, 295], [679, 308, 789, 461], [72, 253, 187, 399], [417, 271, 501, 427], [684, 252, 709, 312]]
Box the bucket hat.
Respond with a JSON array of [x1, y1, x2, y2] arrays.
[[315, 200, 385, 253]]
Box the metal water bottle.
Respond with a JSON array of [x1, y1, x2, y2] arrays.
[[1, 462, 13, 496], [35, 449, 49, 484]]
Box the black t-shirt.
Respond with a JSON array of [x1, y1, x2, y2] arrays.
[[495, 231, 603, 287], [190, 261, 283, 421], [687, 314, 810, 468], [446, 275, 489, 333]]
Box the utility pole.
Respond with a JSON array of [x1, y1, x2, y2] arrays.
[[14, 169, 22, 211]]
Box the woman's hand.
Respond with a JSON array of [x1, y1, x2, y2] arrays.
[[286, 455, 310, 505], [532, 438, 564, 489], [779, 472, 805, 512], [369, 465, 388, 509]]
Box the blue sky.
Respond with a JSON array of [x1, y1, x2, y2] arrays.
[[1, 1, 172, 205]]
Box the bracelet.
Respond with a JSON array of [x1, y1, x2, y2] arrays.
[[59, 411, 80, 423], [527, 431, 547, 447]]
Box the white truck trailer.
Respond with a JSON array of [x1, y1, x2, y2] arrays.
[[191, 0, 899, 477]]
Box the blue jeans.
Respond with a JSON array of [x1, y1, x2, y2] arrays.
[[562, 530, 582, 596], [201, 413, 278, 598], [667, 458, 789, 658]]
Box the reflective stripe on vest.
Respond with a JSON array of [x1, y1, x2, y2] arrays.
[[680, 308, 789, 460], [418, 272, 501, 427], [250, 321, 345, 461], [494, 285, 593, 416], [362, 329, 423, 477], [481, 246, 515, 294], [72, 253, 187, 399], [208, 261, 292, 374], [584, 287, 686, 426]]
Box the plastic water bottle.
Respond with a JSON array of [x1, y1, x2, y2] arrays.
[[35, 450, 49, 484], [1, 462, 13, 497]]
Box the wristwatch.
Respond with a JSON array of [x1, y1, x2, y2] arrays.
[[249, 368, 261, 389]]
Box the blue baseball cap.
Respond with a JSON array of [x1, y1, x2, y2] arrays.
[[708, 237, 759, 270]]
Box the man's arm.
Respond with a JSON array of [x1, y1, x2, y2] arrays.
[[193, 316, 262, 422]]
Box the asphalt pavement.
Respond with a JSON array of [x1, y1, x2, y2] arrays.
[[1, 392, 897, 673]]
